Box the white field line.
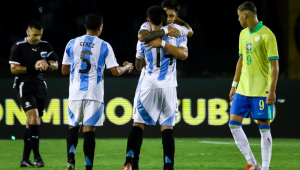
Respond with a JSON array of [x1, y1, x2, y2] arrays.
[[199, 141, 260, 145]]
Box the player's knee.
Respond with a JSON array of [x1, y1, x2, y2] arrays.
[[133, 122, 145, 130], [161, 125, 173, 132], [83, 125, 96, 133], [257, 119, 270, 125], [228, 120, 242, 129]]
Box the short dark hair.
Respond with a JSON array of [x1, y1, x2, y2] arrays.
[[28, 20, 43, 30], [161, 0, 180, 13], [147, 6, 165, 26], [238, 1, 257, 14], [85, 14, 103, 30]]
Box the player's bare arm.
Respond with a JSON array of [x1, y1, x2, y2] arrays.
[[229, 57, 243, 101], [61, 64, 70, 75], [144, 38, 188, 60], [135, 58, 146, 71], [109, 62, 134, 76], [138, 29, 165, 42], [10, 60, 47, 74], [174, 17, 193, 37], [267, 59, 279, 105], [138, 26, 179, 42]]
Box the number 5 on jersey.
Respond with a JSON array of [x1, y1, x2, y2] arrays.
[[79, 50, 92, 74]]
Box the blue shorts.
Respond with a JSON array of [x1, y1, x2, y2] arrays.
[[230, 93, 273, 120]]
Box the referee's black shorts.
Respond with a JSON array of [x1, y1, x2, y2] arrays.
[[13, 78, 47, 117]]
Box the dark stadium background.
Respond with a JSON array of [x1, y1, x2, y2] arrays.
[[0, 0, 288, 78], [1, 0, 299, 139]]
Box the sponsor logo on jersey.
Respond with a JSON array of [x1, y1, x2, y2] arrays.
[[258, 112, 264, 115], [32, 48, 37, 52]]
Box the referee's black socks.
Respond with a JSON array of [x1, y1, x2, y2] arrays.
[[162, 129, 175, 170], [28, 125, 41, 160], [22, 128, 31, 161], [83, 131, 95, 170], [66, 126, 79, 164], [125, 126, 144, 166]]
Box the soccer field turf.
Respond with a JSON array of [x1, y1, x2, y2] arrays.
[[0, 138, 299, 170]]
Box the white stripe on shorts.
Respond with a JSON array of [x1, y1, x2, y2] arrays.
[[19, 82, 24, 97]]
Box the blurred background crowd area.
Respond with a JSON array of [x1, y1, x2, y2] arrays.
[[1, 0, 299, 79]]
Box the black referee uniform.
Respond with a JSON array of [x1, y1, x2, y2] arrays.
[[9, 37, 58, 166], [10, 37, 58, 114]]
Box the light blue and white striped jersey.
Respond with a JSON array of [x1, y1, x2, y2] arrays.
[[136, 25, 188, 90], [62, 35, 119, 102]]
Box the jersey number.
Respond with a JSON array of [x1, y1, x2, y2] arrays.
[[259, 100, 264, 110], [156, 48, 174, 67], [79, 50, 92, 74]]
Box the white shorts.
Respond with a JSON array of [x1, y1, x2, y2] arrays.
[[133, 87, 177, 126], [68, 100, 104, 127]]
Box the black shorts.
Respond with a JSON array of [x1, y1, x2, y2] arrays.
[[13, 78, 47, 117]]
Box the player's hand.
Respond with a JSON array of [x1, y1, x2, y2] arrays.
[[144, 38, 162, 51], [123, 61, 134, 73], [167, 24, 180, 38], [229, 87, 236, 101], [40, 62, 49, 71], [35, 60, 47, 71], [266, 91, 276, 106]]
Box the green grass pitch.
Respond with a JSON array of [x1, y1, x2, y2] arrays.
[[0, 138, 299, 170]]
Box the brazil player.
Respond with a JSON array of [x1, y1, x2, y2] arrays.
[[123, 5, 188, 170], [138, 0, 193, 42], [62, 14, 133, 170], [229, 2, 279, 170], [9, 20, 59, 167]]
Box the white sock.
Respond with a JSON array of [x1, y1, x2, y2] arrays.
[[260, 129, 272, 170], [230, 126, 257, 166]]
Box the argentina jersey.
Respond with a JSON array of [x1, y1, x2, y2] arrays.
[[62, 35, 119, 102], [136, 25, 188, 90]]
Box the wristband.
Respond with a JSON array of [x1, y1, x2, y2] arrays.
[[161, 40, 166, 48], [163, 27, 168, 35], [27, 65, 38, 74], [232, 81, 238, 88]]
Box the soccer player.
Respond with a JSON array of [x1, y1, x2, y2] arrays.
[[138, 0, 193, 42], [9, 20, 59, 168], [132, 1, 192, 169], [123, 5, 188, 170], [61, 14, 133, 170], [229, 2, 279, 170]]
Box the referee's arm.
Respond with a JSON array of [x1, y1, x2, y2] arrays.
[[9, 44, 45, 74], [46, 44, 59, 71]]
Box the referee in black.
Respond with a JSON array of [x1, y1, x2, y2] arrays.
[[9, 20, 59, 168]]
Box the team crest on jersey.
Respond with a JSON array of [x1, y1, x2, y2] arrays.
[[247, 43, 252, 51]]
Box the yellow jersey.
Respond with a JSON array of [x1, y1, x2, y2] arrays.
[[236, 21, 279, 97]]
